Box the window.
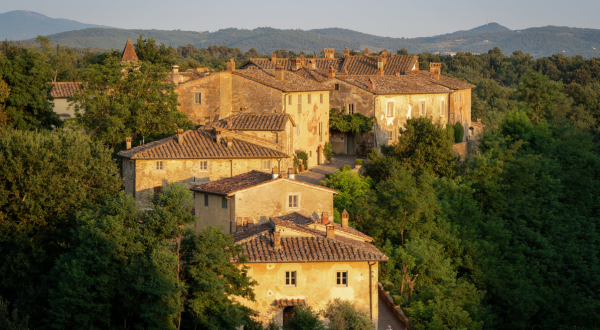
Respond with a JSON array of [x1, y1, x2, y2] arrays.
[[308, 94, 312, 104], [420, 102, 425, 116], [318, 122, 323, 142], [156, 161, 164, 171], [285, 271, 297, 286], [199, 160, 208, 171], [386, 102, 394, 117], [194, 93, 202, 105], [348, 104, 355, 114], [336, 271, 348, 286], [288, 95, 292, 105], [262, 160, 271, 171], [222, 196, 228, 209], [334, 84, 340, 90], [298, 103, 302, 114], [204, 194, 209, 207], [320, 93, 324, 104], [288, 194, 299, 208], [154, 186, 163, 194], [387, 130, 393, 142], [441, 100, 445, 116]]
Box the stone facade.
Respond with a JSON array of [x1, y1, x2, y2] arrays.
[[232, 74, 283, 114], [449, 89, 472, 141], [173, 72, 232, 124]]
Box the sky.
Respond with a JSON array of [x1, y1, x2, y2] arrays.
[[2, 0, 600, 38]]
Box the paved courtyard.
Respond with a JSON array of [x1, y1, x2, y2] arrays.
[[295, 154, 357, 184]]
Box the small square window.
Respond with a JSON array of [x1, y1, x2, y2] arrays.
[[194, 93, 202, 105], [320, 93, 324, 104], [285, 271, 297, 286], [308, 94, 312, 104], [222, 196, 228, 209], [199, 160, 208, 171], [262, 160, 271, 171], [204, 194, 209, 207], [387, 102, 394, 117], [348, 104, 355, 114], [334, 84, 340, 90], [288, 194, 299, 208], [336, 271, 348, 286], [156, 161, 164, 171]]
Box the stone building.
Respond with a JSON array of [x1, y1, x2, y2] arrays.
[[232, 211, 387, 328], [116, 128, 289, 209], [50, 82, 80, 120], [190, 170, 337, 234]]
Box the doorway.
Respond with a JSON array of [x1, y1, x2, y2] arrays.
[[317, 146, 322, 165], [346, 133, 355, 155], [283, 306, 295, 326]]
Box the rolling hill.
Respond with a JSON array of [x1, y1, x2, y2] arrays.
[[0, 10, 114, 41]]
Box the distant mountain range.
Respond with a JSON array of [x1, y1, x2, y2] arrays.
[[0, 10, 114, 41], [4, 10, 600, 58]]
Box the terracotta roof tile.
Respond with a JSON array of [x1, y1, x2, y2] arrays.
[[410, 71, 476, 90], [121, 38, 138, 62], [233, 69, 328, 92], [50, 82, 82, 98], [336, 75, 451, 94], [191, 170, 273, 196], [116, 129, 288, 160], [276, 213, 373, 241], [245, 58, 343, 71], [276, 299, 306, 307], [205, 113, 293, 131]]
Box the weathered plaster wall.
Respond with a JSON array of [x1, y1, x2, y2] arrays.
[[450, 89, 472, 141], [323, 79, 374, 117], [374, 93, 449, 147], [193, 192, 234, 234], [52, 98, 75, 119], [122, 159, 135, 196], [174, 72, 232, 124], [234, 179, 335, 225], [237, 261, 379, 328], [232, 75, 283, 114]]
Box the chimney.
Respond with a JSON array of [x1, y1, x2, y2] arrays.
[[322, 212, 329, 224], [172, 65, 179, 74], [313, 52, 318, 59], [236, 217, 243, 232], [341, 209, 349, 228], [273, 231, 281, 250], [243, 217, 248, 227], [309, 60, 316, 70], [395, 71, 401, 77], [247, 219, 254, 228], [272, 167, 279, 179], [271, 51, 277, 62], [367, 78, 375, 90], [275, 65, 284, 80], [326, 222, 335, 239], [292, 58, 302, 71], [478, 118, 482, 124], [377, 68, 385, 77], [226, 137, 233, 148], [126, 137, 131, 150], [288, 168, 295, 180], [430, 63, 441, 80], [215, 130, 222, 144], [343, 47, 350, 57], [328, 66, 336, 78], [177, 129, 184, 144], [364, 48, 369, 56], [226, 58, 235, 72], [324, 48, 335, 59], [377, 57, 384, 70]]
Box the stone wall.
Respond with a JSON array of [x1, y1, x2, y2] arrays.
[[232, 75, 283, 114], [323, 78, 374, 117], [378, 282, 411, 330], [174, 72, 232, 124], [449, 89, 472, 141], [192, 192, 234, 234]]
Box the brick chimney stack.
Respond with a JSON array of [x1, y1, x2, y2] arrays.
[[328, 66, 336, 78], [429, 62, 441, 80], [215, 129, 222, 144], [326, 222, 335, 239], [341, 209, 349, 228], [126, 137, 131, 150], [292, 58, 302, 71], [313, 52, 318, 59], [177, 129, 184, 144], [343, 47, 350, 57], [309, 60, 316, 70], [377, 68, 385, 77], [288, 168, 295, 180], [226, 59, 235, 72], [172, 65, 179, 74], [377, 57, 384, 70], [324, 48, 335, 59], [247, 219, 254, 228], [273, 231, 281, 250], [271, 51, 277, 62], [364, 48, 369, 56], [322, 212, 329, 224], [226, 137, 233, 148], [272, 167, 279, 179], [275, 65, 285, 80]]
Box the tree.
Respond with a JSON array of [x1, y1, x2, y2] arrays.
[[324, 166, 373, 219], [34, 36, 77, 82], [0, 297, 30, 330], [517, 70, 564, 122], [0, 78, 9, 129], [0, 129, 122, 328], [134, 35, 177, 69], [283, 306, 324, 330], [0, 49, 60, 130], [322, 299, 374, 330], [71, 57, 193, 149]]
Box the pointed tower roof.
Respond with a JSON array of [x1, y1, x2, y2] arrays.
[[121, 38, 139, 62]]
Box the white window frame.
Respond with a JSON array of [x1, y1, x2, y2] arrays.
[[194, 92, 202, 105], [288, 193, 300, 209], [285, 271, 297, 287], [198, 160, 208, 171], [336, 271, 348, 286], [156, 161, 164, 171], [386, 102, 394, 117], [262, 159, 271, 171]]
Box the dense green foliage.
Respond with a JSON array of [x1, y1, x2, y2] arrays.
[[324, 166, 373, 220], [71, 56, 193, 149], [283, 300, 372, 330], [329, 108, 376, 134]]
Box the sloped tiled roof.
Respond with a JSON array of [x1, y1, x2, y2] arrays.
[[294, 67, 329, 82], [121, 38, 138, 62], [336, 75, 451, 95], [165, 70, 207, 86], [233, 69, 328, 92], [50, 82, 81, 98], [277, 213, 373, 241], [191, 170, 273, 196], [410, 71, 476, 90], [276, 299, 306, 307], [116, 130, 288, 160], [244, 58, 343, 71], [205, 113, 293, 131]]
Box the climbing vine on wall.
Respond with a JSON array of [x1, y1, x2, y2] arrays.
[[328, 108, 376, 134]]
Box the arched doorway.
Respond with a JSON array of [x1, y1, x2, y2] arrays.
[[283, 306, 295, 326]]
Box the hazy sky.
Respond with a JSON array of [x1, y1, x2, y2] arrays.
[[3, 0, 599, 38]]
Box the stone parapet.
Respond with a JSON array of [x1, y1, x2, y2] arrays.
[[378, 282, 411, 330]]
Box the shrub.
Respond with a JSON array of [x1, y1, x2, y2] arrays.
[[340, 164, 352, 172], [453, 122, 464, 143], [322, 299, 374, 330], [323, 142, 333, 161], [318, 180, 327, 187], [283, 306, 325, 330], [355, 159, 364, 166], [294, 151, 309, 170]]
